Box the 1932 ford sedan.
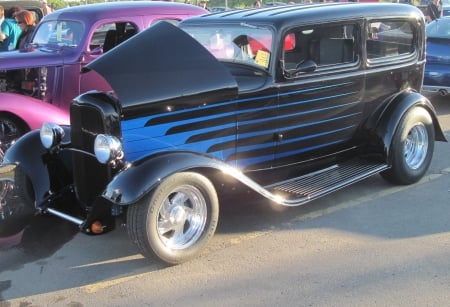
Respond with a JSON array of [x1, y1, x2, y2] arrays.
[[0, 1, 206, 157], [0, 3, 446, 264]]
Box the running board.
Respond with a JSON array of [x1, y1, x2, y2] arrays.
[[261, 158, 389, 206]]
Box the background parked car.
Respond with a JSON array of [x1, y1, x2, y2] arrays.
[[0, 1, 207, 159], [422, 16, 450, 96]]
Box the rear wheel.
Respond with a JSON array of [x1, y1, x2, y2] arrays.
[[381, 106, 435, 185], [127, 172, 219, 265]]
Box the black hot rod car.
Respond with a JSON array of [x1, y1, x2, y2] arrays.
[[0, 3, 446, 264]]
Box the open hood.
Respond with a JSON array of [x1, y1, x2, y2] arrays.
[[85, 21, 238, 109]]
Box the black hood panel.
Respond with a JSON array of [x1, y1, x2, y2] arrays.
[[85, 21, 238, 110]]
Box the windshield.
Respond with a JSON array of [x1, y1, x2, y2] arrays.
[[180, 24, 273, 70], [32, 20, 84, 48], [426, 18, 450, 39]]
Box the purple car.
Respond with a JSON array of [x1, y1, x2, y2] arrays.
[[0, 1, 207, 157]]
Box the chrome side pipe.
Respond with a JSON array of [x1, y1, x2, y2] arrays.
[[45, 208, 84, 225]]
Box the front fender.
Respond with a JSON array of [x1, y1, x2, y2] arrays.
[[102, 151, 233, 206], [0, 93, 70, 130], [3, 127, 73, 205], [373, 91, 446, 159]]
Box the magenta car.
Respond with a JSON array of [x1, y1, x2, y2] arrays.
[[0, 1, 207, 157]]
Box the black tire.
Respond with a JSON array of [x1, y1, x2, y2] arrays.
[[381, 106, 435, 185], [127, 172, 219, 265], [0, 114, 28, 162]]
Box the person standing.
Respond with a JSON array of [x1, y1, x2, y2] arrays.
[[6, 10, 36, 92], [15, 10, 36, 50], [254, 0, 262, 8], [199, 0, 210, 11], [427, 0, 441, 22], [0, 6, 22, 51], [41, 0, 53, 15]]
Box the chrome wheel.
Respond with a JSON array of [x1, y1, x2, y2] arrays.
[[127, 172, 219, 265], [404, 123, 428, 170], [381, 106, 434, 185], [0, 117, 25, 163], [157, 185, 207, 250], [0, 180, 14, 221]]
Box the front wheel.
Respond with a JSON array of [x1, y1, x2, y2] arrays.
[[127, 172, 219, 265], [381, 106, 435, 185], [0, 165, 35, 237]]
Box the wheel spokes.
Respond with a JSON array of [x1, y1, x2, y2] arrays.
[[157, 187, 207, 250], [404, 123, 428, 170]]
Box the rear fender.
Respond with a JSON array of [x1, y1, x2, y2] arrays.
[[372, 91, 446, 160], [101, 151, 234, 206]]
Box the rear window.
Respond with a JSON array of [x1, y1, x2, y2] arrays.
[[367, 20, 414, 59]]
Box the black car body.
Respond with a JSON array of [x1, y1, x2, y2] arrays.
[[0, 3, 446, 264]]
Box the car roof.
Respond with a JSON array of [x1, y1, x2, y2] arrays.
[[43, 1, 207, 21], [181, 3, 424, 29]]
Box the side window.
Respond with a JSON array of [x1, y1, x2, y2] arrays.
[[367, 20, 414, 59], [283, 23, 357, 74], [89, 22, 138, 53]]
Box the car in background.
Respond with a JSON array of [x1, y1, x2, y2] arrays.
[[210, 6, 229, 12], [0, 1, 206, 159], [0, 2, 445, 265], [264, 1, 287, 6], [422, 16, 450, 96]]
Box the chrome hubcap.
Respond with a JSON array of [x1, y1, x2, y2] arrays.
[[157, 185, 207, 250], [404, 123, 428, 170]]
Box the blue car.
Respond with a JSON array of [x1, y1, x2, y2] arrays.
[[423, 17, 450, 96]]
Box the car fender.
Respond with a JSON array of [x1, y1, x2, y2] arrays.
[[3, 127, 73, 205], [102, 151, 238, 206], [372, 90, 446, 160], [0, 93, 70, 130]]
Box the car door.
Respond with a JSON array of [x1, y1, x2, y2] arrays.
[[274, 21, 365, 168]]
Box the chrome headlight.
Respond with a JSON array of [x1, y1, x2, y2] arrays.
[[94, 134, 123, 164], [40, 122, 65, 149]]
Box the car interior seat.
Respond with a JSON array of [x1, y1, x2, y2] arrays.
[[103, 29, 117, 52], [309, 38, 354, 65]]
